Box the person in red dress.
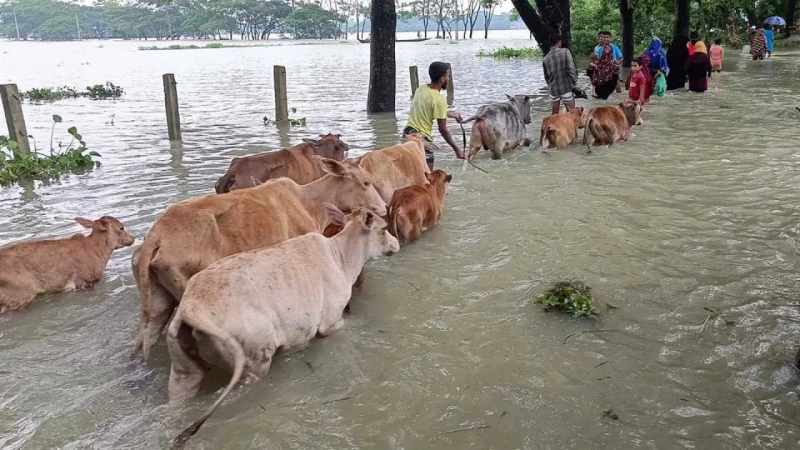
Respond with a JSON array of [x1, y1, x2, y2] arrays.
[[628, 58, 649, 104]]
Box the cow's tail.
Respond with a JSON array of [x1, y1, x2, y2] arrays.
[[460, 114, 481, 124], [545, 126, 557, 148], [171, 315, 246, 450], [134, 238, 159, 358], [387, 200, 401, 241], [584, 118, 605, 150]]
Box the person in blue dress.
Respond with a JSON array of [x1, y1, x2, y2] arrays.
[[764, 26, 775, 57], [644, 37, 669, 79]]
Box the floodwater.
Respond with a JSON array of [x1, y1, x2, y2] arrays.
[[1, 35, 800, 449]]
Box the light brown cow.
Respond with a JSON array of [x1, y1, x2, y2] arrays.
[[539, 107, 587, 150], [349, 134, 435, 204], [0, 217, 135, 313], [583, 102, 643, 150], [168, 207, 399, 449], [323, 223, 365, 294], [387, 169, 452, 244], [214, 133, 349, 193], [132, 157, 385, 358]]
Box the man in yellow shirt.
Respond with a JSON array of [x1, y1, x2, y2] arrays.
[[403, 62, 464, 170]]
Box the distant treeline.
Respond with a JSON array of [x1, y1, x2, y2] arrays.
[[0, 0, 527, 42]]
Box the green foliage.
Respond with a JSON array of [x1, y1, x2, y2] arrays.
[[139, 43, 237, 50], [85, 82, 123, 99], [0, 120, 100, 187], [477, 46, 543, 59], [288, 117, 307, 126], [535, 281, 597, 318], [21, 83, 123, 101]]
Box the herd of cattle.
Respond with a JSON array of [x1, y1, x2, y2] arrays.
[[0, 94, 646, 448]]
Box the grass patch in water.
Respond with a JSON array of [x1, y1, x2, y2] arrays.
[[0, 116, 101, 187], [536, 281, 597, 318], [477, 46, 543, 59], [22, 82, 123, 101], [139, 43, 235, 51]]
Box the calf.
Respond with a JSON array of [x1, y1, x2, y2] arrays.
[[463, 94, 532, 160], [168, 207, 399, 449], [132, 157, 385, 358], [539, 107, 586, 150], [583, 101, 643, 150], [0, 217, 134, 313], [215, 133, 349, 193], [387, 169, 452, 244], [349, 134, 434, 204]]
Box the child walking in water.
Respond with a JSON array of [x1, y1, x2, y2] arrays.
[[628, 58, 649, 105], [710, 39, 724, 73]]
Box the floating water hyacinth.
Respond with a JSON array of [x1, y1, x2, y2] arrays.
[[535, 281, 597, 318]]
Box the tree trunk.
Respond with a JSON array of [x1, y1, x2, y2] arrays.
[[620, 0, 634, 68], [510, 0, 570, 54], [367, 0, 396, 113], [674, 0, 690, 39], [745, 8, 757, 27], [786, 0, 798, 37]]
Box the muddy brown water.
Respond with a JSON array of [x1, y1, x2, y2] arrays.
[[1, 37, 800, 449]]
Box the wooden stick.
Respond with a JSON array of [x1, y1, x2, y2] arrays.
[[274, 65, 288, 123], [438, 425, 490, 435], [0, 84, 31, 153], [162, 74, 181, 141]]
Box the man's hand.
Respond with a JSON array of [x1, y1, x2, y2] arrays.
[[448, 111, 463, 123], [454, 149, 465, 160]]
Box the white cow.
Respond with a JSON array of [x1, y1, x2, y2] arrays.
[[168, 205, 400, 449]]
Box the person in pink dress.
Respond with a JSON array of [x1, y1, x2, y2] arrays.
[[709, 39, 724, 73]]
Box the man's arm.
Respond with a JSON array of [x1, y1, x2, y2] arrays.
[[566, 51, 578, 86], [542, 59, 550, 84], [438, 119, 464, 159], [447, 111, 462, 122]]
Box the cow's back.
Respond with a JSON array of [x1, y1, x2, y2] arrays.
[[150, 180, 318, 283], [481, 103, 526, 143], [360, 142, 428, 203], [267, 145, 324, 185]]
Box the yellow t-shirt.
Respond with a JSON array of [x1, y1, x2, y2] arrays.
[[406, 85, 448, 140]]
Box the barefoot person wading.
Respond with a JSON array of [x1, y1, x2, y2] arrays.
[[403, 62, 464, 170]]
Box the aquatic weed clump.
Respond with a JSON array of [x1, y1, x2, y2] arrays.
[[22, 83, 123, 101], [0, 116, 101, 187], [477, 46, 543, 59], [536, 281, 597, 318]]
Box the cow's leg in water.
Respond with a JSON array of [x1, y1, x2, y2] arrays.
[[167, 322, 210, 401], [136, 281, 177, 357]]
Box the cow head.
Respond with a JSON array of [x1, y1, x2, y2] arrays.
[[303, 133, 349, 161], [506, 94, 532, 125], [316, 156, 387, 216], [77, 216, 135, 249], [618, 101, 643, 127], [327, 205, 399, 258], [571, 107, 587, 129], [425, 169, 452, 197]]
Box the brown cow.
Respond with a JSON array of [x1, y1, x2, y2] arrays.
[[132, 157, 385, 358], [349, 134, 435, 204], [214, 133, 349, 193], [539, 107, 586, 150], [583, 102, 643, 150], [387, 169, 452, 244], [0, 217, 135, 313]]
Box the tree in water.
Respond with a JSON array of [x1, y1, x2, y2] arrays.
[[480, 0, 500, 39], [367, 0, 396, 113], [619, 0, 634, 68]]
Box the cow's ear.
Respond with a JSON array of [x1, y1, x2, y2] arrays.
[[524, 95, 530, 103], [318, 157, 346, 177], [75, 217, 94, 229], [363, 211, 375, 229], [323, 203, 346, 226], [445, 174, 453, 183], [505, 94, 513, 100], [425, 171, 432, 182], [95, 219, 111, 231]]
